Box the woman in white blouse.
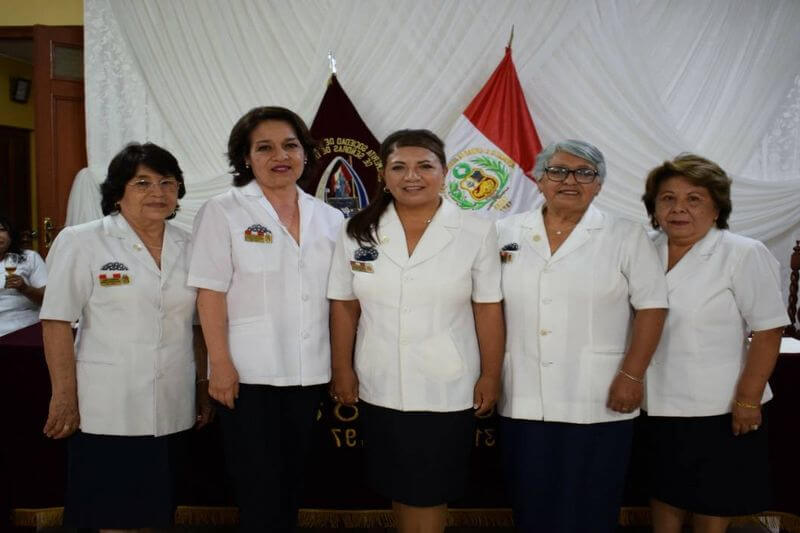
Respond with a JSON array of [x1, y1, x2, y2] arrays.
[[0, 214, 46, 337], [328, 129, 504, 533], [189, 106, 343, 531], [40, 143, 211, 530], [496, 139, 668, 533], [641, 154, 788, 533]]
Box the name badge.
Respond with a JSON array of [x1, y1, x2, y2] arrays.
[[500, 243, 519, 263], [244, 224, 272, 244], [350, 260, 374, 273]]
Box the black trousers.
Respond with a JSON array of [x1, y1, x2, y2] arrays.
[[219, 383, 324, 532]]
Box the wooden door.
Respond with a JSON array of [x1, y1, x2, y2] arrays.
[[33, 25, 86, 254]]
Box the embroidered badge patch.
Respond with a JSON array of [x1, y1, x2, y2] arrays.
[[98, 262, 131, 286], [351, 247, 378, 273], [500, 243, 519, 264], [354, 247, 379, 261], [244, 224, 272, 243]]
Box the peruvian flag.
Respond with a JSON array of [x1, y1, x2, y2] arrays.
[[444, 46, 542, 219]]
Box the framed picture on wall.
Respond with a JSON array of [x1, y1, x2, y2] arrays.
[[10, 77, 31, 103]]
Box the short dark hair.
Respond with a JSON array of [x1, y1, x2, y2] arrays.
[[101, 142, 186, 218], [347, 129, 446, 246], [0, 213, 24, 256], [642, 153, 731, 230], [227, 106, 317, 187]]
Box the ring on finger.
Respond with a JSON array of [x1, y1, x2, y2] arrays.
[[751, 424, 759, 431]]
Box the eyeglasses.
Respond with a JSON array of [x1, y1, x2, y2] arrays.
[[128, 178, 180, 193], [544, 166, 599, 184]]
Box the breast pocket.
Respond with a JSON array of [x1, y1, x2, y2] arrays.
[[92, 268, 138, 310], [231, 229, 281, 273]]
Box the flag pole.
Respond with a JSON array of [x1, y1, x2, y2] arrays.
[[328, 50, 337, 76], [507, 25, 514, 49]]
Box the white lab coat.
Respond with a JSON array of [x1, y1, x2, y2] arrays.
[[1, 249, 47, 337], [188, 182, 343, 386], [327, 200, 502, 412], [644, 227, 789, 417], [40, 215, 196, 436], [497, 204, 668, 424]]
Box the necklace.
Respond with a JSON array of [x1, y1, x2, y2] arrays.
[[424, 198, 443, 224], [144, 243, 162, 250]]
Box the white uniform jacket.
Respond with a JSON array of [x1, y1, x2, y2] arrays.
[[188, 182, 343, 386], [327, 200, 502, 413], [39, 215, 197, 436], [1, 250, 47, 337], [645, 228, 789, 417], [497, 204, 668, 424]]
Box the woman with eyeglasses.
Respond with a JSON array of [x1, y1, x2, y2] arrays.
[[496, 139, 668, 533], [0, 213, 47, 337], [39, 142, 212, 530]]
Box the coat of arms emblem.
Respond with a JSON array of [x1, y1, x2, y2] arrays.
[[446, 149, 514, 211]]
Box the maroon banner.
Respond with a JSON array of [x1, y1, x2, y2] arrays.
[[299, 75, 381, 218]]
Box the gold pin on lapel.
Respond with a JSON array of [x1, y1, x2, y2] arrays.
[[532, 234, 542, 242]]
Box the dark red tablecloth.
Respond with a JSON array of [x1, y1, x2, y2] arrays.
[[2, 324, 798, 525], [0, 323, 67, 530]]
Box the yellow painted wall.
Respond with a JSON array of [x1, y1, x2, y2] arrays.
[[0, 0, 83, 26], [0, 56, 34, 129]]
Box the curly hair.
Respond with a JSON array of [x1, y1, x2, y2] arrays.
[[642, 153, 731, 230], [101, 142, 186, 219]]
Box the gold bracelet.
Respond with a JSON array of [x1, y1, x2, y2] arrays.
[[734, 399, 760, 409], [618, 369, 644, 384]]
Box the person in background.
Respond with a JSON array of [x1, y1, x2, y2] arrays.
[[39, 142, 211, 530], [0, 214, 46, 337], [189, 106, 343, 531], [496, 139, 668, 533], [328, 129, 505, 533], [641, 154, 788, 533]]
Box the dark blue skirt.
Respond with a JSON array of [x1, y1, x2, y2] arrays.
[[500, 416, 634, 533], [642, 409, 771, 516], [360, 401, 475, 507], [63, 430, 187, 529]]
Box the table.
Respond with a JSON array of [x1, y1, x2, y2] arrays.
[[3, 326, 799, 529]]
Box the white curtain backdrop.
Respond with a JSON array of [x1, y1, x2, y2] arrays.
[[78, 0, 800, 297]]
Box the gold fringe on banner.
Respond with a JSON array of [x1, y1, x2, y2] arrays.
[[11, 507, 63, 528], [619, 507, 800, 532], [174, 505, 238, 525], [12, 506, 800, 531]]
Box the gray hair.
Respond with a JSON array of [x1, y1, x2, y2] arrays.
[[532, 139, 606, 184]]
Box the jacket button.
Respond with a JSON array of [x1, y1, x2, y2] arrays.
[[539, 329, 551, 336]]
